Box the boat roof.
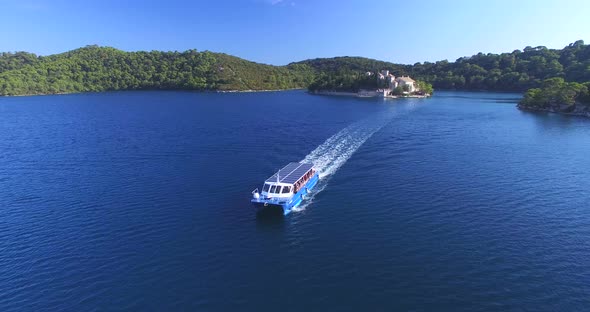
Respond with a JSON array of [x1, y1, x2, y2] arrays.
[[265, 162, 314, 184]]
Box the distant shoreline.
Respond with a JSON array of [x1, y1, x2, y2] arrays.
[[0, 88, 306, 98], [517, 103, 590, 118], [310, 90, 430, 99], [216, 88, 304, 93], [310, 91, 359, 97]]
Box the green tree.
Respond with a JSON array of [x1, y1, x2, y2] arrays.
[[392, 86, 404, 95], [520, 77, 589, 109], [415, 80, 434, 94]]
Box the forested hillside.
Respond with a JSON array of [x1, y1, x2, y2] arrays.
[[297, 40, 590, 92], [408, 40, 590, 91], [0, 46, 315, 96], [294, 57, 405, 75], [0, 41, 588, 96], [518, 78, 590, 115]]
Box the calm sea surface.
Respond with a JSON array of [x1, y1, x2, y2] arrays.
[[1, 90, 589, 311]]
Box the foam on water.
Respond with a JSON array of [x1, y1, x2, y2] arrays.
[[294, 113, 395, 212]]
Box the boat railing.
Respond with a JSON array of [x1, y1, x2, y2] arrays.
[[252, 188, 259, 194]]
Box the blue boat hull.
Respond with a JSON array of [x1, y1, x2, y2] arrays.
[[252, 173, 320, 215]]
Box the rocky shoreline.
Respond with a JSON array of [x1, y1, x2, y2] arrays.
[[216, 88, 304, 93], [0, 88, 305, 97], [311, 90, 431, 99], [310, 91, 359, 97], [517, 102, 590, 118]]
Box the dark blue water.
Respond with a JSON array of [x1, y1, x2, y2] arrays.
[[1, 91, 589, 311]]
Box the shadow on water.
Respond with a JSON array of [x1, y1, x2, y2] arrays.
[[492, 99, 521, 103], [434, 91, 522, 103], [255, 207, 286, 231], [518, 109, 587, 129], [522, 109, 586, 129]]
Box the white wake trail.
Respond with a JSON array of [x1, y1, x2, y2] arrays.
[[293, 114, 394, 212]]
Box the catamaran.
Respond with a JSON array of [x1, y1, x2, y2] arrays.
[[251, 162, 319, 215]]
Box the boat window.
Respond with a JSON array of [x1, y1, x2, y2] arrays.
[[262, 184, 270, 192], [270, 185, 278, 193], [281, 186, 291, 193]]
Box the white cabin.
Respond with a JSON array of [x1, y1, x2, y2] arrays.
[[259, 162, 315, 198]]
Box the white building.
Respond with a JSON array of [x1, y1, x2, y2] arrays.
[[371, 70, 419, 94], [395, 76, 416, 92], [376, 70, 396, 89]]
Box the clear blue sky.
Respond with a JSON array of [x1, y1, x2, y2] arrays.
[[0, 0, 588, 65]]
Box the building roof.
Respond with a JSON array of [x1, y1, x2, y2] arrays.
[[265, 162, 314, 184], [396, 76, 415, 83]]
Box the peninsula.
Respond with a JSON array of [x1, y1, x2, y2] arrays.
[[308, 69, 433, 98], [518, 77, 590, 117]]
